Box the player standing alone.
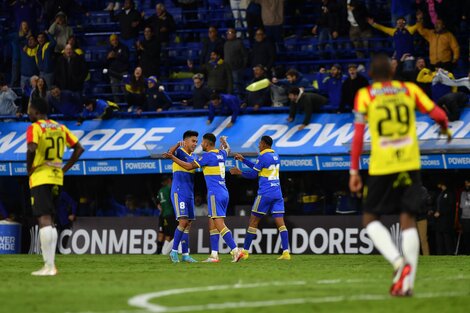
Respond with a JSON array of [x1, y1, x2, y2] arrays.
[[230, 136, 291, 260], [349, 54, 451, 296], [27, 98, 84, 276], [164, 134, 244, 262]]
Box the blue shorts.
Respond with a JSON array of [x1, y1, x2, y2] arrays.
[[251, 195, 285, 217], [207, 191, 229, 218], [171, 192, 195, 220]]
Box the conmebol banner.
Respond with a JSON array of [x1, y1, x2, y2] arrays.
[[1, 110, 469, 162]]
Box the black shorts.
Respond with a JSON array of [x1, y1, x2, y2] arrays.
[[161, 215, 177, 237], [31, 184, 61, 217], [363, 171, 422, 216]]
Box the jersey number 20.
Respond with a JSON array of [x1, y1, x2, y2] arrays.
[[45, 136, 65, 161]]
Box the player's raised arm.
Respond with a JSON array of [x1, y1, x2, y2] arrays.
[[219, 136, 230, 154], [168, 141, 183, 155], [163, 152, 199, 170]]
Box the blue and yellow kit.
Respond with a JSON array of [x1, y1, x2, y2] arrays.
[[171, 147, 196, 220]]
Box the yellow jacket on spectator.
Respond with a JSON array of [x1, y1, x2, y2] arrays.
[[416, 23, 459, 65]]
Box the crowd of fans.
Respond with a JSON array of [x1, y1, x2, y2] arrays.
[[0, 0, 469, 123]]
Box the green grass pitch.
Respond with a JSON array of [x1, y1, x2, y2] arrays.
[[1, 254, 469, 313]]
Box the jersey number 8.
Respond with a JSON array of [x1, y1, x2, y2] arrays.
[[219, 162, 226, 179]]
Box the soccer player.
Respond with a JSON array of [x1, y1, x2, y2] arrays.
[[156, 176, 177, 255], [164, 134, 244, 262], [165, 130, 199, 263], [349, 54, 451, 296], [27, 98, 84, 276], [230, 136, 291, 260]]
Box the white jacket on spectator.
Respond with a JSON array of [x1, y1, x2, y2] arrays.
[[0, 87, 18, 115]]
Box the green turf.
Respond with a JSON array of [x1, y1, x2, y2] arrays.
[[1, 254, 469, 313]]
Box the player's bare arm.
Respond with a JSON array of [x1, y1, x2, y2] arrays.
[[26, 142, 38, 176], [63, 142, 85, 173], [163, 152, 199, 171], [229, 167, 242, 175]]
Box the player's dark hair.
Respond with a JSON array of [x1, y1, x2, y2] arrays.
[[30, 97, 48, 114], [369, 53, 393, 81], [183, 130, 198, 139], [288, 86, 301, 96], [203, 133, 216, 145], [261, 136, 273, 147], [210, 93, 221, 101]]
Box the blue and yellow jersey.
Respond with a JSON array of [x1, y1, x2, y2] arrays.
[[253, 149, 282, 198], [171, 147, 195, 198], [194, 149, 228, 194]]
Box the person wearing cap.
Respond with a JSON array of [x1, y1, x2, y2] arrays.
[[340, 63, 369, 112], [183, 74, 212, 109], [47, 12, 73, 54], [143, 76, 172, 113], [137, 26, 161, 78], [208, 93, 241, 127], [246, 64, 271, 110], [316, 63, 347, 111], [106, 33, 130, 103], [78, 98, 119, 125]]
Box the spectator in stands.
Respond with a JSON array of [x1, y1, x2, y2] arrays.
[[65, 35, 84, 55], [10, 21, 32, 87], [311, 0, 341, 58], [188, 50, 233, 94], [255, 0, 284, 48], [142, 76, 172, 113], [47, 85, 82, 116], [145, 3, 176, 45], [30, 77, 48, 107], [459, 179, 470, 255], [287, 87, 327, 130], [246, 64, 271, 110], [20, 75, 39, 114], [106, 34, 130, 103], [250, 28, 276, 71], [434, 180, 456, 255], [346, 0, 372, 59], [368, 16, 418, 59], [316, 64, 346, 111], [110, 0, 142, 49], [36, 32, 56, 88], [54, 44, 88, 93], [182, 73, 212, 109], [416, 12, 460, 71], [48, 12, 73, 54], [137, 27, 161, 78], [194, 193, 208, 217], [246, 1, 263, 43], [391, 0, 414, 26], [78, 98, 119, 124], [417, 66, 457, 102], [125, 66, 146, 112], [275, 68, 311, 90], [0, 76, 19, 116], [20, 35, 39, 90], [224, 27, 248, 95], [43, 0, 88, 24], [340, 64, 368, 112], [200, 26, 225, 65], [208, 93, 241, 127]]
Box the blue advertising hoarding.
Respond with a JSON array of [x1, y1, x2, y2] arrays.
[[0, 110, 469, 175]]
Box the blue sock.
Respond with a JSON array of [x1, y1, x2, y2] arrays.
[[210, 229, 219, 252], [172, 226, 185, 251], [181, 231, 189, 254], [244, 227, 257, 251], [221, 227, 236, 250], [279, 225, 289, 252]]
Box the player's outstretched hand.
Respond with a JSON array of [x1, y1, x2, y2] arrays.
[[234, 153, 244, 161], [349, 174, 363, 193], [441, 128, 452, 143], [230, 167, 242, 175], [162, 152, 173, 159]]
